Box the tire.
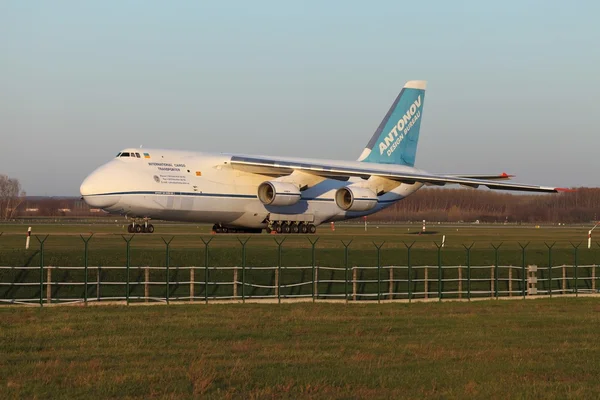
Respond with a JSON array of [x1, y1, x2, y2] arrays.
[[290, 224, 299, 234], [275, 224, 282, 234], [308, 224, 317, 234], [135, 224, 143, 233], [265, 227, 272, 234], [127, 224, 134, 233], [147, 224, 154, 234], [282, 223, 291, 234], [300, 224, 308, 234]]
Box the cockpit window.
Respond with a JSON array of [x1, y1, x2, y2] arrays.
[[116, 152, 122, 157], [120, 152, 130, 157], [135, 152, 141, 158]]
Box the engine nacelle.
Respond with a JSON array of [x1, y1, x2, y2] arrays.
[[335, 186, 378, 212], [258, 181, 301, 207]]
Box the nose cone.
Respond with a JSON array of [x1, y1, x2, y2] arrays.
[[80, 166, 121, 209]]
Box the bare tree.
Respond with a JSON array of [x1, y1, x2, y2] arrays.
[[0, 175, 26, 220]]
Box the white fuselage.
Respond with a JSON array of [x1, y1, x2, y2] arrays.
[[80, 149, 423, 228]]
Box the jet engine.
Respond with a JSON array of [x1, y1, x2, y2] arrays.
[[258, 181, 301, 206], [335, 186, 378, 212]]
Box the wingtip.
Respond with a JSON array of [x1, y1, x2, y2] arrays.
[[556, 187, 576, 193]]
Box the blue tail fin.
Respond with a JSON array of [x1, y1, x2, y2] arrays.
[[357, 81, 426, 167]]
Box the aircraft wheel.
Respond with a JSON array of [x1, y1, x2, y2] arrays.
[[308, 224, 317, 234], [147, 224, 154, 234], [300, 224, 308, 234], [265, 227, 272, 234], [222, 227, 229, 233], [127, 224, 135, 233], [135, 224, 143, 233], [281, 223, 291, 234], [274, 223, 282, 234], [290, 223, 299, 234]]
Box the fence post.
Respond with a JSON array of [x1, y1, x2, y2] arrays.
[[491, 243, 503, 299], [570, 242, 581, 297], [403, 242, 415, 303], [145, 267, 150, 301], [237, 237, 250, 303], [233, 268, 238, 298], [121, 235, 135, 305], [190, 267, 194, 302], [373, 241, 385, 303], [458, 266, 462, 299], [389, 267, 394, 300], [518, 242, 530, 299], [97, 265, 101, 301], [35, 235, 49, 307], [424, 267, 429, 299], [342, 240, 353, 304], [462, 243, 474, 301], [200, 238, 213, 303], [160, 236, 174, 304], [545, 242, 556, 297], [274, 237, 286, 303], [47, 267, 52, 304], [79, 234, 93, 305], [352, 267, 357, 301], [434, 242, 443, 301], [307, 237, 320, 302], [508, 267, 512, 297]]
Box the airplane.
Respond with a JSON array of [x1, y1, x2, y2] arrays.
[[80, 80, 569, 234]]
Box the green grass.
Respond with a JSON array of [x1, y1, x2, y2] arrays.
[[2, 299, 600, 399]]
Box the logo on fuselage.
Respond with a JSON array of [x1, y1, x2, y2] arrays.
[[378, 95, 422, 156]]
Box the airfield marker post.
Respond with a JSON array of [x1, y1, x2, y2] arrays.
[[342, 240, 352, 304], [35, 235, 49, 307], [518, 242, 530, 298], [238, 237, 250, 303], [403, 242, 415, 302], [434, 242, 443, 301], [307, 237, 319, 302], [122, 235, 135, 305], [200, 238, 213, 304], [274, 238, 286, 303], [373, 241, 385, 303], [491, 243, 503, 299], [571, 242, 581, 297], [545, 242, 556, 297], [463, 243, 474, 301], [161, 236, 174, 304], [79, 234, 93, 305]]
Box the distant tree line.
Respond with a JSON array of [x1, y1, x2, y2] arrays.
[[374, 187, 600, 223]]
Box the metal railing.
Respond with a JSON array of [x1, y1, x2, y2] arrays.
[[1, 263, 598, 306]]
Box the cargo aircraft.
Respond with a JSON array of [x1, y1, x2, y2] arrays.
[[80, 81, 568, 234]]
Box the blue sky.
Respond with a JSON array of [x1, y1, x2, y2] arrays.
[[1, 0, 599, 195]]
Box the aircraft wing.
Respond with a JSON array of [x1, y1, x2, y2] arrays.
[[229, 156, 569, 193], [445, 172, 514, 180]]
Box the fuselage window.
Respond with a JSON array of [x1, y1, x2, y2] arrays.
[[120, 152, 130, 157]]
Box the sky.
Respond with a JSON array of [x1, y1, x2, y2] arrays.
[[1, 0, 599, 196]]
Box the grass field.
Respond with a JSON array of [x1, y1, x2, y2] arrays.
[[0, 222, 598, 268], [2, 299, 600, 399]]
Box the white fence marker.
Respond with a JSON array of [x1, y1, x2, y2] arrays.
[[25, 227, 31, 249]]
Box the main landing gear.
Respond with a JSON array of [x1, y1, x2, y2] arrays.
[[127, 220, 154, 234], [266, 221, 317, 234]]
